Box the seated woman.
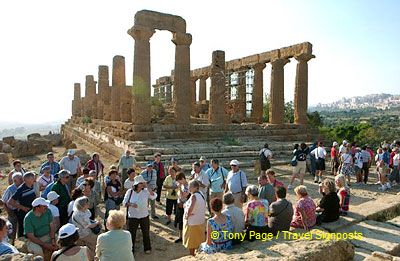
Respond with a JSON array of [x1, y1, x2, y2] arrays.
[[244, 185, 269, 241], [290, 185, 316, 230], [316, 179, 340, 225], [51, 223, 89, 261], [200, 198, 233, 254], [335, 174, 350, 216], [0, 217, 18, 255]]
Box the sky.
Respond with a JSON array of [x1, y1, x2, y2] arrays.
[[0, 0, 399, 124]]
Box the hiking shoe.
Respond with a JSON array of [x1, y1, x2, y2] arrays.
[[386, 182, 392, 189]]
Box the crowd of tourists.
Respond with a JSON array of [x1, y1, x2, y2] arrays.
[[0, 139, 398, 260]]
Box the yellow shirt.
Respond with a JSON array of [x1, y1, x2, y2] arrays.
[[164, 175, 178, 200]]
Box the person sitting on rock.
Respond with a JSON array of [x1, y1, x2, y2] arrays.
[[335, 174, 350, 216], [38, 165, 54, 192], [266, 169, 285, 188], [24, 198, 57, 258], [46, 191, 61, 232], [0, 217, 19, 255], [290, 185, 316, 230], [316, 179, 340, 225], [221, 192, 245, 245], [268, 186, 293, 235], [7, 160, 26, 185], [51, 170, 72, 226], [244, 185, 269, 241], [258, 175, 276, 205]]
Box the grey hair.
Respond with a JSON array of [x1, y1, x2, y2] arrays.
[[223, 192, 234, 205], [74, 196, 89, 212], [245, 185, 259, 197], [188, 180, 200, 190]]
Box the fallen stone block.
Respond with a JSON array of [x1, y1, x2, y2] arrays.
[[0, 153, 9, 165], [2, 136, 15, 147]]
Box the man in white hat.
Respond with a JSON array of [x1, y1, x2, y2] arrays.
[[59, 149, 82, 192], [24, 197, 57, 257], [47, 191, 60, 231], [118, 150, 136, 185], [339, 140, 348, 156], [199, 156, 211, 172], [225, 160, 247, 208]]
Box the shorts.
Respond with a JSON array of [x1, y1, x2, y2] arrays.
[[166, 198, 177, 216], [316, 158, 326, 171], [293, 161, 306, 174]]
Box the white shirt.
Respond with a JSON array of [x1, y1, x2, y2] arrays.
[[393, 154, 400, 166], [124, 179, 135, 190], [48, 204, 59, 218], [123, 188, 157, 219], [311, 147, 327, 159], [339, 145, 347, 155], [191, 170, 209, 196], [60, 156, 81, 175], [184, 192, 206, 226], [355, 152, 363, 168], [68, 201, 74, 217], [341, 153, 353, 164], [222, 204, 245, 233], [259, 148, 272, 158], [227, 170, 247, 194], [38, 175, 54, 188]]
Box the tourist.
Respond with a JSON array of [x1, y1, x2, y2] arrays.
[[200, 198, 233, 254], [199, 156, 211, 172], [331, 141, 340, 175], [266, 169, 285, 188], [206, 159, 228, 211], [244, 185, 269, 241], [225, 160, 247, 208], [71, 196, 100, 260], [183, 180, 206, 256], [153, 153, 165, 205], [163, 166, 178, 225], [389, 148, 400, 186], [40, 152, 61, 176], [316, 179, 340, 225], [339, 140, 348, 156], [41, 174, 58, 200], [46, 191, 61, 232], [190, 162, 209, 200], [1, 172, 23, 244], [354, 147, 364, 185], [85, 153, 104, 186], [140, 162, 158, 219], [289, 143, 309, 189], [123, 168, 136, 191], [82, 178, 99, 219], [308, 142, 317, 177], [340, 147, 354, 185], [170, 157, 182, 172], [0, 217, 19, 255], [361, 146, 372, 184], [123, 175, 157, 254], [75, 167, 90, 188], [59, 149, 81, 192], [259, 143, 273, 175], [96, 210, 134, 261], [51, 223, 89, 261], [268, 187, 293, 235], [310, 141, 326, 183], [67, 188, 83, 222], [51, 170, 72, 226], [290, 185, 316, 230], [7, 160, 26, 185], [174, 172, 189, 243], [118, 150, 136, 185], [25, 197, 57, 257], [221, 192, 245, 244], [335, 174, 350, 215], [89, 170, 101, 200], [380, 146, 391, 191], [38, 165, 54, 191], [375, 147, 383, 185], [258, 175, 275, 204], [104, 170, 123, 225], [8, 171, 36, 238]]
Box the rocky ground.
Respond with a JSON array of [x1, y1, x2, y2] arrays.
[[1, 142, 400, 261]]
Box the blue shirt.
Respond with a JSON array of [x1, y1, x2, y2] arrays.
[[40, 161, 61, 175], [41, 182, 55, 199], [1, 184, 18, 210], [383, 151, 390, 165], [206, 167, 228, 193], [141, 170, 157, 190], [201, 163, 211, 172], [0, 241, 18, 255]]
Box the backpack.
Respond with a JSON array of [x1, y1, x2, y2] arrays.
[[260, 149, 271, 169]]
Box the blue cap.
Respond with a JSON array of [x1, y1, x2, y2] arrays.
[[146, 161, 154, 167]]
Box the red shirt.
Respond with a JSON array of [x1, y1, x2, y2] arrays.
[[331, 147, 338, 159]]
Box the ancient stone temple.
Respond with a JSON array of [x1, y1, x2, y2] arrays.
[[64, 9, 317, 169]]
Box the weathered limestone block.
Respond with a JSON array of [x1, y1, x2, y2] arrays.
[[364, 251, 400, 261], [2, 136, 15, 147], [27, 133, 41, 140], [208, 50, 227, 124], [0, 153, 8, 165], [2, 144, 12, 153]]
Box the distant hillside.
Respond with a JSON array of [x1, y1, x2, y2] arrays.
[[0, 122, 61, 140], [310, 93, 400, 112]]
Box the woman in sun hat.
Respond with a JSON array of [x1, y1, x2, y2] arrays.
[[51, 223, 89, 261]]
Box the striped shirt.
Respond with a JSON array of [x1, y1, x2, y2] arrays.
[[40, 161, 61, 175], [1, 184, 18, 210]]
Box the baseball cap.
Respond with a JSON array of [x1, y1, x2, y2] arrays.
[[42, 165, 51, 171], [146, 161, 154, 167], [32, 198, 50, 208], [47, 191, 60, 202], [67, 149, 76, 156], [199, 156, 206, 161], [58, 224, 78, 239], [332, 141, 338, 147], [193, 161, 200, 167], [230, 160, 240, 166], [133, 175, 146, 186], [58, 170, 71, 178], [11, 172, 22, 180]]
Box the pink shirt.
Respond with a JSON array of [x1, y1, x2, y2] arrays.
[[291, 196, 316, 229]]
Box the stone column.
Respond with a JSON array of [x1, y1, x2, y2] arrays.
[[84, 75, 96, 118], [165, 83, 172, 103], [269, 58, 289, 124], [97, 65, 109, 120], [294, 54, 315, 125], [153, 79, 160, 101], [128, 27, 154, 125], [72, 83, 81, 117], [225, 69, 233, 101], [110, 56, 125, 121], [252, 63, 266, 123], [237, 70, 247, 121], [209, 50, 227, 124], [190, 76, 197, 116], [172, 32, 192, 125], [199, 75, 207, 102]]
